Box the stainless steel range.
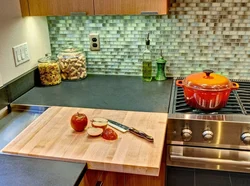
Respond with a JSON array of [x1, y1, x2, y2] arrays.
[[167, 78, 250, 173]]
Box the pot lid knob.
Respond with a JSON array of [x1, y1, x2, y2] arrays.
[[203, 69, 214, 77]]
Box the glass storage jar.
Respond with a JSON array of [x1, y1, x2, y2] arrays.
[[38, 54, 61, 86], [57, 46, 87, 81]]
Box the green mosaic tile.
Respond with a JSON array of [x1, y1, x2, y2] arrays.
[[47, 0, 250, 78]]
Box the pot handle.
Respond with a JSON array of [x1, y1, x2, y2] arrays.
[[231, 82, 239, 90], [176, 80, 184, 87], [203, 69, 214, 77]]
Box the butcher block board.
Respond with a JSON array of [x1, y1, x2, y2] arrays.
[[2, 106, 168, 176]]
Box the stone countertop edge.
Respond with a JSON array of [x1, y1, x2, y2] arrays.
[[0, 153, 87, 186]]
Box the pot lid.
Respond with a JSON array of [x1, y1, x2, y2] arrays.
[[184, 70, 231, 90]]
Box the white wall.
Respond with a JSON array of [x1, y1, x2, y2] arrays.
[[0, 0, 50, 86]]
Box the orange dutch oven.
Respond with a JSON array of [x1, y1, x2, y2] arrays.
[[176, 70, 239, 110]]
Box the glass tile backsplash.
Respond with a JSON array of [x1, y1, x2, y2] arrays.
[[48, 0, 250, 79]]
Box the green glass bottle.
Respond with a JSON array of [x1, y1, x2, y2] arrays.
[[142, 33, 152, 82], [155, 50, 167, 81]]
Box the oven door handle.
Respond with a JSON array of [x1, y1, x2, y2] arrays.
[[170, 154, 250, 167]]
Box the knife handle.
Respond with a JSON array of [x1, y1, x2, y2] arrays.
[[129, 127, 154, 142]]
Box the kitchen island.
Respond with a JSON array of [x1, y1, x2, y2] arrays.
[[2, 75, 172, 186], [2, 106, 168, 186]]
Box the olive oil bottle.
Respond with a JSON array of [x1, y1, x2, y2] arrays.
[[142, 33, 152, 82]]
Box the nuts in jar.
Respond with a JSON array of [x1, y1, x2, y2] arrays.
[[38, 54, 61, 86], [57, 47, 87, 81]]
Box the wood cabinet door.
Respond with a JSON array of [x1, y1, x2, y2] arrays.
[[125, 162, 166, 186], [94, 0, 168, 15], [80, 170, 103, 186], [100, 172, 125, 186], [26, 0, 94, 16], [80, 170, 125, 186]]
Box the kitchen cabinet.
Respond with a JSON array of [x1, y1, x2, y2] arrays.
[[81, 162, 166, 186], [81, 148, 166, 186], [3, 106, 167, 177], [20, 0, 94, 16], [19, 0, 167, 16], [124, 162, 166, 186], [3, 106, 167, 185], [80, 170, 125, 186], [94, 0, 168, 15]]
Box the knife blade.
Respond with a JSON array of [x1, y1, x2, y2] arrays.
[[107, 119, 154, 142]]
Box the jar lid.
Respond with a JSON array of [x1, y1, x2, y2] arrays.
[[60, 47, 82, 53], [38, 54, 57, 63], [59, 44, 82, 54], [183, 70, 231, 90]]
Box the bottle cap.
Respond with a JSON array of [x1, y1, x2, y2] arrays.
[[146, 33, 150, 45], [157, 50, 166, 64]]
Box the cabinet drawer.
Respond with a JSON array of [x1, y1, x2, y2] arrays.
[[94, 0, 168, 15], [20, 0, 168, 16], [20, 0, 94, 16]]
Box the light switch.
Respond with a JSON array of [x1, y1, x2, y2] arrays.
[[13, 42, 30, 66], [21, 50, 25, 59], [17, 54, 21, 61]]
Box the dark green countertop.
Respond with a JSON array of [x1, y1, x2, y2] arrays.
[[0, 153, 86, 186], [14, 75, 173, 112]]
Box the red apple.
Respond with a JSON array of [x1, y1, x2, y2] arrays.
[[70, 112, 88, 132]]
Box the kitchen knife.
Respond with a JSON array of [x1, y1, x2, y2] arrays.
[[107, 119, 154, 142]]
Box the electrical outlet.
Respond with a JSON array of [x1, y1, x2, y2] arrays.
[[12, 42, 30, 66], [89, 33, 100, 51]]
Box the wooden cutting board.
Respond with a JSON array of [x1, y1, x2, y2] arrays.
[[2, 106, 167, 176]]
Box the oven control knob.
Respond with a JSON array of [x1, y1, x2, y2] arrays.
[[181, 129, 192, 142], [202, 130, 214, 141], [241, 132, 250, 145]]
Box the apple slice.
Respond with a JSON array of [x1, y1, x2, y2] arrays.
[[92, 117, 108, 123], [92, 121, 107, 129], [91, 117, 108, 129], [87, 127, 103, 137]]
